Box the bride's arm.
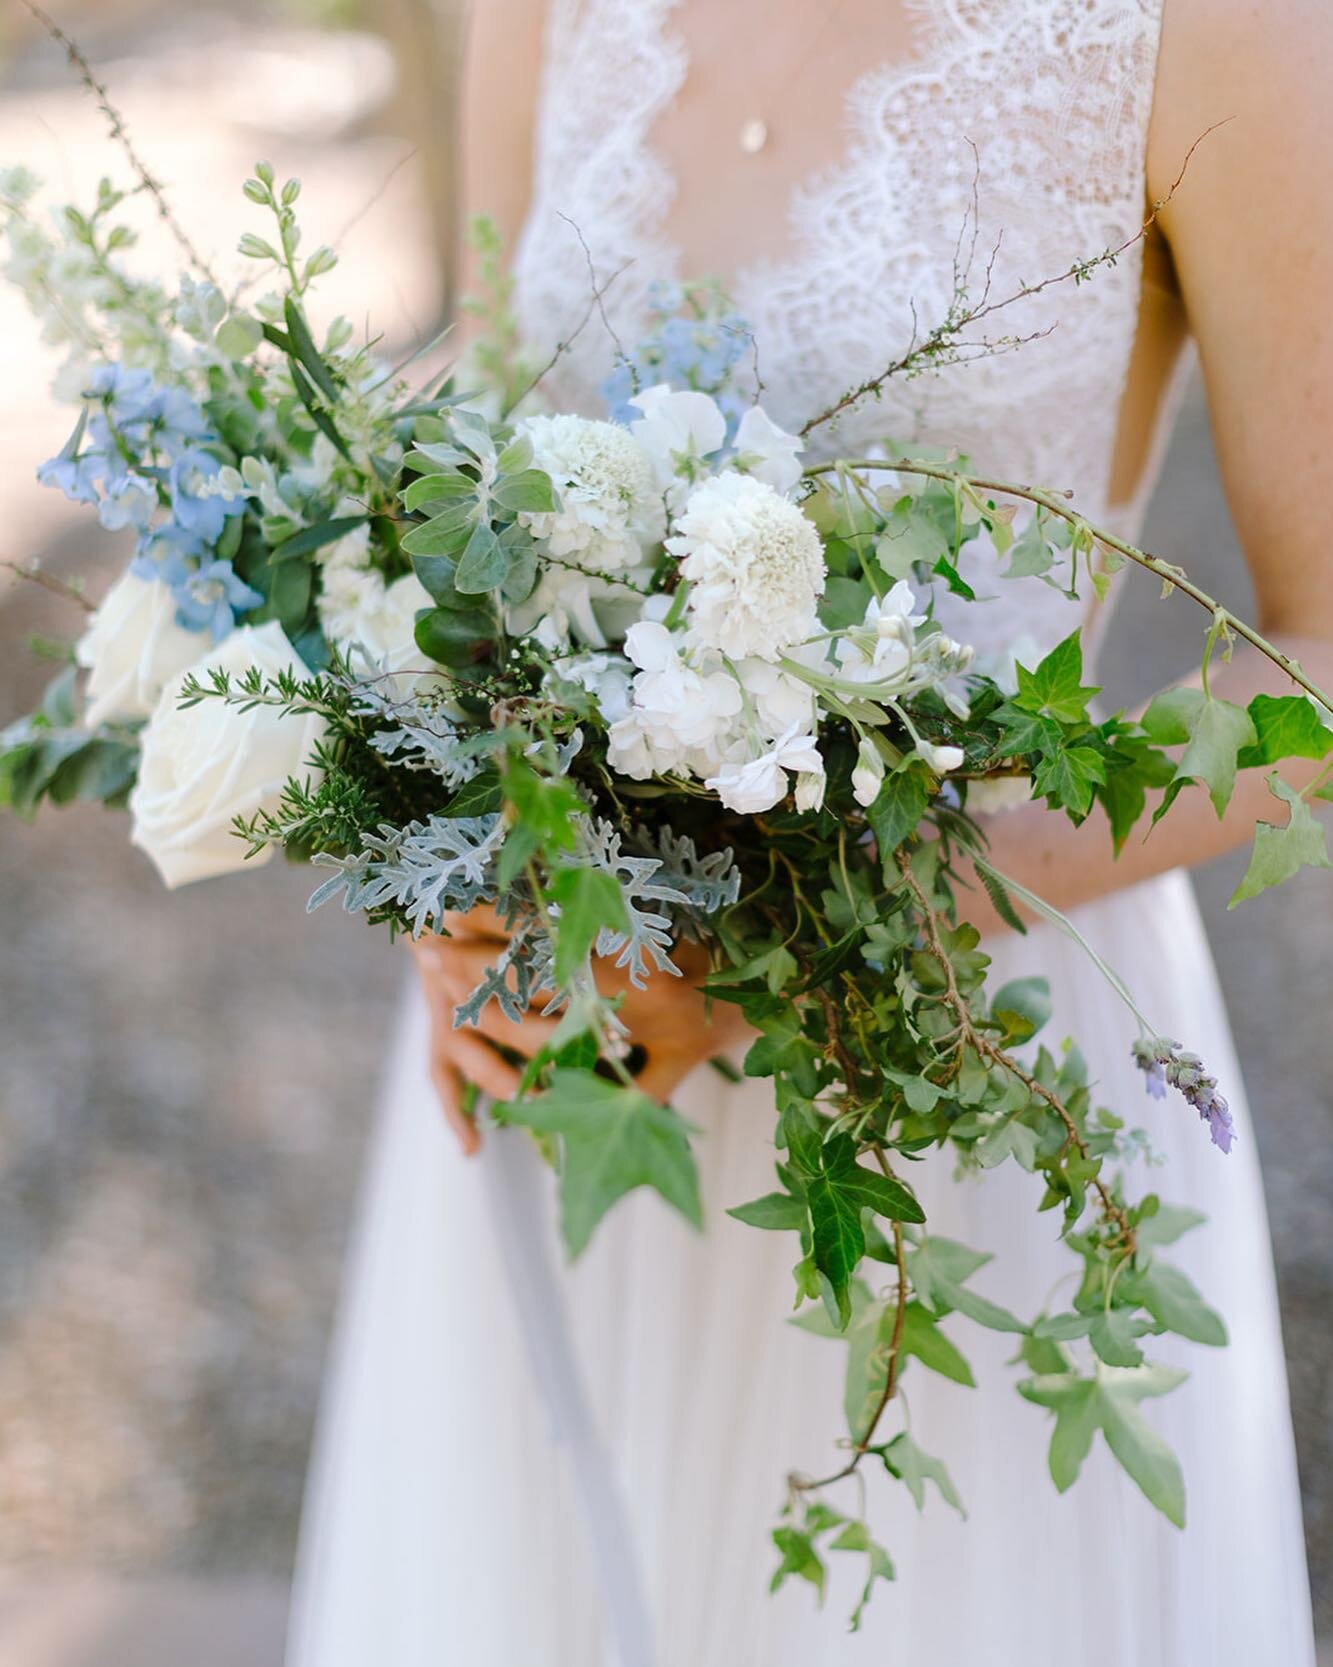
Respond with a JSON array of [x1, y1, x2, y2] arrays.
[[964, 0, 1333, 932]]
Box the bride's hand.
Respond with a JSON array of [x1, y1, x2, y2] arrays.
[[410, 905, 754, 1153]]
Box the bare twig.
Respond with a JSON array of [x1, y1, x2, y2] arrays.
[[504, 251, 634, 415], [804, 455, 1333, 714], [2, 558, 95, 612], [801, 121, 1233, 438], [21, 0, 222, 288]]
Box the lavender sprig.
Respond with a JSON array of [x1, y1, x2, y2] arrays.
[[1132, 1037, 1236, 1154]]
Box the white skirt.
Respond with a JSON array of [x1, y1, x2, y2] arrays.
[[286, 869, 1315, 1666]]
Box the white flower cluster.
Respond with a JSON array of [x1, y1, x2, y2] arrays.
[[508, 385, 976, 816], [315, 518, 436, 694]]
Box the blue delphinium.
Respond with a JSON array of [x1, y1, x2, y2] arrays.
[[40, 364, 255, 640], [172, 559, 264, 641], [603, 280, 753, 435]]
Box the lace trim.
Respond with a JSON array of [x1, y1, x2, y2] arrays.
[[513, 0, 1167, 671]]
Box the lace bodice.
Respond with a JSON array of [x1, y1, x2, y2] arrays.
[[512, 0, 1169, 672]]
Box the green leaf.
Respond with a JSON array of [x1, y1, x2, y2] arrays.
[[1175, 697, 1257, 817], [880, 1432, 966, 1516], [1229, 772, 1332, 905], [727, 1191, 807, 1231], [1089, 1308, 1145, 1367], [215, 312, 263, 358], [792, 1135, 924, 1327], [991, 700, 1062, 757], [271, 515, 368, 564], [769, 1526, 825, 1600], [898, 1301, 976, 1386], [1237, 692, 1333, 768], [454, 521, 508, 593], [547, 866, 631, 984], [865, 765, 930, 862], [1141, 685, 1204, 746], [414, 605, 492, 666], [402, 472, 476, 513], [1125, 1262, 1227, 1347], [491, 468, 557, 514], [1013, 632, 1100, 723], [990, 976, 1051, 1041], [282, 294, 340, 405], [1033, 743, 1106, 818], [1019, 1363, 1188, 1523], [1002, 516, 1054, 579], [502, 1070, 701, 1256], [401, 502, 480, 559], [908, 1237, 1026, 1333]]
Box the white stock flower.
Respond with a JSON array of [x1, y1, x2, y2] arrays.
[[705, 724, 825, 815], [628, 384, 727, 500], [130, 622, 328, 888], [316, 523, 436, 691], [75, 570, 206, 729], [606, 621, 743, 780], [669, 472, 825, 661], [547, 650, 635, 725], [732, 405, 803, 495]]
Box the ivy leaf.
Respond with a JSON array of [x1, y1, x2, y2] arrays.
[[880, 1432, 966, 1516], [1236, 692, 1333, 768], [1013, 632, 1101, 723], [865, 765, 930, 865], [1002, 515, 1054, 579], [769, 1526, 826, 1601], [1033, 743, 1106, 818], [898, 1301, 976, 1386], [907, 1237, 1026, 1333], [1229, 772, 1332, 905], [991, 700, 1062, 757], [1141, 685, 1204, 746], [502, 1070, 701, 1256], [1121, 1262, 1227, 1347], [727, 1190, 807, 1231], [1174, 697, 1257, 817], [1019, 1363, 1188, 1524], [547, 866, 631, 984], [1088, 1308, 1146, 1367]]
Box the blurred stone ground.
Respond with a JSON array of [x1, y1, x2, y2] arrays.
[[0, 3, 1328, 1662]]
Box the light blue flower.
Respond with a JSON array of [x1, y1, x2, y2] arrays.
[[168, 448, 246, 543], [170, 559, 264, 639], [130, 523, 205, 590], [97, 471, 158, 533], [37, 451, 104, 506]]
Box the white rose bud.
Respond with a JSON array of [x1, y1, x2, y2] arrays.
[[75, 571, 206, 729], [130, 622, 328, 888]]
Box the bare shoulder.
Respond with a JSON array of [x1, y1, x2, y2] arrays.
[[1148, 0, 1333, 208]]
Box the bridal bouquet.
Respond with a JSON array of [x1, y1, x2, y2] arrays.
[[5, 156, 1332, 1623]]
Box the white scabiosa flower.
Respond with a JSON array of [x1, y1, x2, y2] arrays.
[[516, 413, 664, 570], [669, 472, 825, 661], [705, 724, 826, 815]]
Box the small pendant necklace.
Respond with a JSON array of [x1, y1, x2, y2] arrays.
[[736, 0, 850, 156]]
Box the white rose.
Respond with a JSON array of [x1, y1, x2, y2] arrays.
[[76, 570, 207, 729], [130, 622, 328, 888]]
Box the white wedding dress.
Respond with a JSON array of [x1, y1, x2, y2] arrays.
[[286, 3, 1316, 1662]]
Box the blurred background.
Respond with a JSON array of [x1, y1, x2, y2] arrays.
[[0, 2, 1328, 1662]]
